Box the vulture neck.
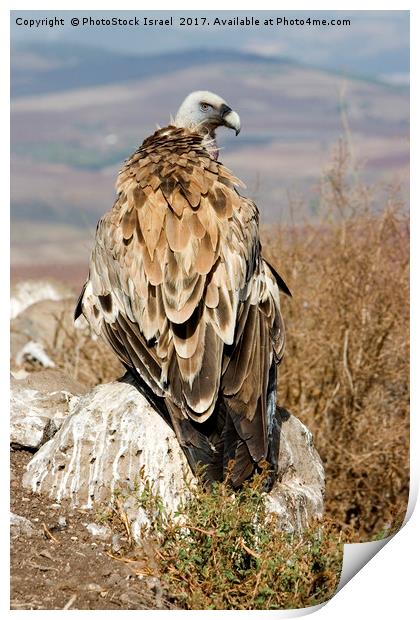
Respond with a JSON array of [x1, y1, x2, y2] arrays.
[[196, 127, 220, 161], [174, 119, 220, 161], [202, 133, 220, 161]]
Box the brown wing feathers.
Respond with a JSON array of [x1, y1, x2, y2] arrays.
[[78, 125, 287, 486]]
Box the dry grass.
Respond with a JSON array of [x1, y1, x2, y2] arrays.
[[61, 331, 123, 388], [263, 140, 409, 539], [51, 314, 123, 388]]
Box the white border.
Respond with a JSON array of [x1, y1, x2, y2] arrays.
[[3, 2, 417, 618]]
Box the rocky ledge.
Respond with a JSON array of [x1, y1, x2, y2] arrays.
[[11, 370, 325, 541]]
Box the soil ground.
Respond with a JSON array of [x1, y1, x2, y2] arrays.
[[10, 448, 175, 610]]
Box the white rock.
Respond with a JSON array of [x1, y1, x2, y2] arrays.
[[11, 298, 78, 365], [22, 380, 325, 540], [10, 279, 74, 319], [86, 522, 112, 540], [267, 409, 325, 531], [112, 533, 123, 553], [23, 382, 192, 540], [11, 369, 29, 380], [10, 370, 85, 450], [58, 516, 67, 529], [15, 341, 56, 369], [10, 513, 39, 538], [11, 386, 71, 449]]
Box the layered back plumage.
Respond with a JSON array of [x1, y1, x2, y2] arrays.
[[76, 120, 289, 487]]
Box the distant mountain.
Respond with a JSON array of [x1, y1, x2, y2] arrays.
[[12, 41, 406, 101], [11, 43, 292, 98], [10, 10, 409, 85], [10, 40, 409, 275]]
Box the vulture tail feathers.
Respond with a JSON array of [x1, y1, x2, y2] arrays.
[[217, 403, 254, 486], [264, 411, 281, 491], [230, 442, 255, 488], [264, 259, 292, 297], [74, 281, 87, 321], [166, 401, 224, 482], [119, 367, 279, 490]]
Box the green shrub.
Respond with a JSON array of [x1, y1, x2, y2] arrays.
[[121, 467, 347, 610]]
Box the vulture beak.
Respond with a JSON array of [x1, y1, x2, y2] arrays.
[[220, 104, 241, 136]]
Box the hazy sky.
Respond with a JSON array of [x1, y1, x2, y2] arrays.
[[11, 10, 409, 82]]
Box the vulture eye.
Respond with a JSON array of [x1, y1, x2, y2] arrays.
[[200, 102, 211, 112]]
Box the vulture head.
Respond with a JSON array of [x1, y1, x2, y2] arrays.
[[174, 90, 241, 159]]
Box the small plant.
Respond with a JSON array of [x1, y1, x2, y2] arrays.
[[125, 466, 348, 610]]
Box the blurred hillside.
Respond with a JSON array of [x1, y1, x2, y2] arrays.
[[11, 41, 409, 285], [11, 10, 409, 84]]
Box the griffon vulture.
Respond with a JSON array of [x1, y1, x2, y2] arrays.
[[75, 90, 291, 488]]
